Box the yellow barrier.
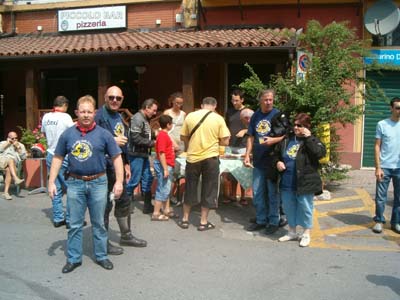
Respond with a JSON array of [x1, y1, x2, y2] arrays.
[[318, 123, 330, 164]]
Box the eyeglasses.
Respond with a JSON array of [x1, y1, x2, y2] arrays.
[[108, 95, 123, 102], [9, 137, 18, 140], [294, 123, 304, 128], [394, 106, 400, 110]]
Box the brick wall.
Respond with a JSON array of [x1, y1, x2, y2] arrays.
[[1, 2, 182, 34], [200, 4, 362, 34]]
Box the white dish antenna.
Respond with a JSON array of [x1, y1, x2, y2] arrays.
[[364, 0, 400, 35]]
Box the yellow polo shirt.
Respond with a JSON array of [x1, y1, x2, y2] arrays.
[[181, 109, 230, 163]]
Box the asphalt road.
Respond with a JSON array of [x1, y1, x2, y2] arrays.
[[0, 172, 399, 300]]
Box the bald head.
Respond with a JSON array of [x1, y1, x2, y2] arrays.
[[105, 86, 124, 112]]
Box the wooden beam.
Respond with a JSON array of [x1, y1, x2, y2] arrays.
[[182, 64, 194, 112], [25, 69, 39, 130], [97, 66, 110, 108]]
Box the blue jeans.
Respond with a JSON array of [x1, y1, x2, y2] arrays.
[[374, 168, 400, 225], [281, 190, 314, 229], [46, 153, 69, 223], [252, 167, 280, 226], [126, 156, 153, 195], [66, 175, 108, 263], [154, 160, 173, 201]]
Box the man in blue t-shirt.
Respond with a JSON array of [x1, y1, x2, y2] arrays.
[[95, 86, 147, 256], [244, 89, 284, 234], [372, 97, 400, 235], [48, 95, 124, 274]]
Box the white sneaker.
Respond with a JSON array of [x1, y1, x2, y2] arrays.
[[14, 178, 24, 185], [299, 234, 311, 247], [278, 232, 298, 242], [372, 222, 383, 234], [3, 193, 12, 200]]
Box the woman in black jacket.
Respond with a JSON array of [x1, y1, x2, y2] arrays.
[[273, 113, 326, 247]]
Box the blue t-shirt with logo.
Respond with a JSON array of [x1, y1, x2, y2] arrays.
[[247, 108, 279, 168], [95, 106, 128, 168], [280, 137, 300, 191], [55, 125, 121, 175]]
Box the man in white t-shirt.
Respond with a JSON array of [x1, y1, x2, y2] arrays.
[[42, 96, 74, 228], [372, 97, 400, 234]]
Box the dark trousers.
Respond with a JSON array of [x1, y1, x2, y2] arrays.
[[184, 156, 219, 209], [104, 168, 131, 229]]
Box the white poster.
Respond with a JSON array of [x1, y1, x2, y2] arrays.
[[58, 6, 126, 32]]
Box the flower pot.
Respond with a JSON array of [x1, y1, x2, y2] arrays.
[[23, 158, 47, 188]]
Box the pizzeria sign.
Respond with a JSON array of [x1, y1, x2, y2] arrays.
[[58, 6, 126, 32]]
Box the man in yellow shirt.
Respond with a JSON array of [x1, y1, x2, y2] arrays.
[[179, 97, 230, 231]]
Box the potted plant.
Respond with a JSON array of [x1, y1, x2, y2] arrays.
[[17, 125, 48, 188], [18, 125, 47, 156]]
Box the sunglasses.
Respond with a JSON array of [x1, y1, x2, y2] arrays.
[[394, 106, 400, 110], [9, 137, 18, 140], [108, 95, 123, 102], [294, 123, 304, 128]]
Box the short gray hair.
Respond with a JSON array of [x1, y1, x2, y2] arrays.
[[258, 89, 275, 100], [240, 108, 254, 119], [141, 98, 158, 109], [202, 97, 217, 106]]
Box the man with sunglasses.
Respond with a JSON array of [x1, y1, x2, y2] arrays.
[[0, 132, 26, 200], [372, 97, 400, 235], [95, 86, 147, 256]]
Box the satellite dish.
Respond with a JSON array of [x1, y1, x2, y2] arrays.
[[364, 0, 400, 35]]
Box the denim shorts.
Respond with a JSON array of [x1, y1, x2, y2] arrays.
[[154, 160, 174, 201]]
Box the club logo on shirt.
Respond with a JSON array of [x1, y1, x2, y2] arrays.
[[114, 122, 125, 137], [286, 144, 300, 159], [71, 140, 92, 161], [256, 120, 271, 135]]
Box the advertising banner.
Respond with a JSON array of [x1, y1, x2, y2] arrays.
[[364, 49, 400, 66], [58, 6, 126, 32]]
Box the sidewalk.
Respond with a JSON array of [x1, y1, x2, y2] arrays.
[[0, 169, 399, 300]]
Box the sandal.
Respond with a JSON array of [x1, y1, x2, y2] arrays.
[[197, 222, 215, 232], [151, 214, 169, 221], [239, 198, 248, 206], [164, 210, 179, 219], [177, 220, 189, 229]]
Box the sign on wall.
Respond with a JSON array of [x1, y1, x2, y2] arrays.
[[58, 6, 126, 32], [364, 49, 400, 66], [296, 50, 311, 83]]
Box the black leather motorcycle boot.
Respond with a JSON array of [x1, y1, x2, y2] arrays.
[[142, 191, 154, 214], [117, 215, 147, 247]]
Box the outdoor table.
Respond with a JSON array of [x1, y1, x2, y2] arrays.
[[175, 154, 253, 190]]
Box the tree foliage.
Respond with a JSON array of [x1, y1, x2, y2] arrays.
[[238, 20, 374, 181], [271, 20, 367, 129]]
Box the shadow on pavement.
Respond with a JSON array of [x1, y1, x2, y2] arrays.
[[330, 213, 371, 226], [41, 207, 53, 222], [366, 275, 400, 296], [47, 226, 93, 260]]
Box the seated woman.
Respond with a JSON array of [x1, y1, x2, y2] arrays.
[[273, 113, 326, 247], [0, 156, 24, 200]]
